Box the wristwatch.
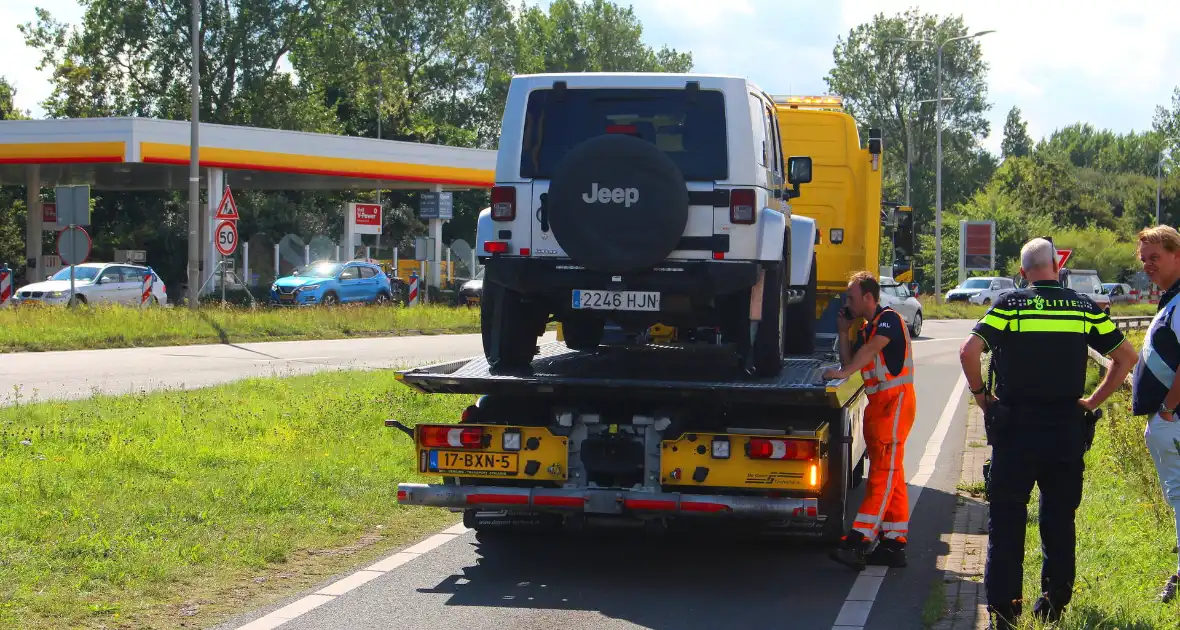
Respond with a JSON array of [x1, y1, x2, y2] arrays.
[[1161, 402, 1175, 415], [971, 385, 987, 396]]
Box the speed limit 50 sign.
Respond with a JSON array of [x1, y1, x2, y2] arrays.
[[215, 220, 239, 256]]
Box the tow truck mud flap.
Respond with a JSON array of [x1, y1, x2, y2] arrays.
[[397, 484, 819, 521]]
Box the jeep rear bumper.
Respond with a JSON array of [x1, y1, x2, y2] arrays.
[[483, 256, 761, 297], [396, 483, 819, 520]]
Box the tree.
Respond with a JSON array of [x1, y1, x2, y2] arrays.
[[0, 77, 30, 120], [825, 9, 993, 209], [19, 0, 338, 130], [1000, 106, 1031, 159]]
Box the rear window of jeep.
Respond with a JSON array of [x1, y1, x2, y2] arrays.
[[519, 87, 729, 181]]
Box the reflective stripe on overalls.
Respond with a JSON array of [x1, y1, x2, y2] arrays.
[[851, 307, 918, 543]]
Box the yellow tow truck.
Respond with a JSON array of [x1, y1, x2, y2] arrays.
[[388, 94, 912, 542]]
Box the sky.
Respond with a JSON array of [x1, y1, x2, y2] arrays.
[[4, 0, 1179, 155]]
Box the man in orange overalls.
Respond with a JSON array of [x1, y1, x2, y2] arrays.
[[823, 271, 917, 570]]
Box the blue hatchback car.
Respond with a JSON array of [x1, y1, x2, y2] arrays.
[[270, 261, 393, 306]]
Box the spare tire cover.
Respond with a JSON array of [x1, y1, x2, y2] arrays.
[[546, 133, 689, 274]]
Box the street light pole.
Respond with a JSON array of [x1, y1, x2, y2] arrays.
[[1157, 136, 1180, 225], [186, 0, 201, 310]]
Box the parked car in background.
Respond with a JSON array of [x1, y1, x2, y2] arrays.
[[944, 276, 1017, 305], [1102, 282, 1140, 305], [11, 262, 167, 306], [455, 267, 483, 307], [270, 260, 392, 306], [1060, 268, 1111, 314], [880, 276, 924, 337]]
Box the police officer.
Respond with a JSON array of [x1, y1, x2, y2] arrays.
[[959, 237, 1137, 629]]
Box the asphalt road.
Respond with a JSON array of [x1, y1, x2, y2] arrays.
[[215, 319, 979, 630], [0, 332, 557, 404]]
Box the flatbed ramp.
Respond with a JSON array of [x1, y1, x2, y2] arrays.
[[397, 339, 862, 407]]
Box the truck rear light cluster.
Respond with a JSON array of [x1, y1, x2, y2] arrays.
[[746, 438, 817, 460], [491, 186, 516, 221], [730, 188, 756, 224], [483, 241, 511, 254], [420, 426, 485, 449]]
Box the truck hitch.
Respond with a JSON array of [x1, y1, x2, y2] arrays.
[[384, 418, 414, 440]]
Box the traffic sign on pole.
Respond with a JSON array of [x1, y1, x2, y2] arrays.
[[57, 226, 92, 266], [215, 185, 240, 221], [1056, 249, 1072, 269], [215, 220, 239, 256]]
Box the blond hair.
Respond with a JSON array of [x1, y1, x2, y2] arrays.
[[1137, 225, 1180, 253]]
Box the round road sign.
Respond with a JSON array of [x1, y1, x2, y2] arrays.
[[57, 225, 92, 265], [215, 220, 239, 256]]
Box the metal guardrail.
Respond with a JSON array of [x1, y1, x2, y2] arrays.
[[1109, 315, 1153, 332], [1089, 316, 1151, 388]]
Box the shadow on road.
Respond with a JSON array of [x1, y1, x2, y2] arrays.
[[417, 488, 959, 629]]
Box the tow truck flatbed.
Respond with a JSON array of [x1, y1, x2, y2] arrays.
[[396, 335, 862, 408]]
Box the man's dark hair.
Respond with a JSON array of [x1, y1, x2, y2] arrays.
[[848, 270, 880, 302]]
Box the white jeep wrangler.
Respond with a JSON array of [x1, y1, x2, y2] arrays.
[[477, 72, 819, 377]]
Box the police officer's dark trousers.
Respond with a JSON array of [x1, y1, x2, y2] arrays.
[[984, 402, 1087, 624]]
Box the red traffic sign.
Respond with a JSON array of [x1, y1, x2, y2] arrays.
[[1056, 249, 1072, 269], [57, 225, 92, 265], [42, 202, 57, 224], [215, 185, 239, 221], [215, 220, 239, 256]]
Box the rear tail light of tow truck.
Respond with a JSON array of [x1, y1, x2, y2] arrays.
[[419, 426, 486, 449], [746, 437, 817, 460]]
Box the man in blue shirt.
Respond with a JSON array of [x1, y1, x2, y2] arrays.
[[1131, 225, 1180, 604]]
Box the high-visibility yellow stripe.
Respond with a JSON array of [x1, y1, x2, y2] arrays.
[[991, 308, 1017, 316], [1091, 318, 1117, 334], [981, 314, 1009, 331], [1013, 318, 1087, 333]]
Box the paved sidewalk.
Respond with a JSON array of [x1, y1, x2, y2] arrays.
[[932, 404, 991, 630]]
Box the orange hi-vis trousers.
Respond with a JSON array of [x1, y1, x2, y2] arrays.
[[851, 387, 917, 543], [851, 306, 917, 544]]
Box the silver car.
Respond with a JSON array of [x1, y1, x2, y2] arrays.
[[880, 277, 924, 337]]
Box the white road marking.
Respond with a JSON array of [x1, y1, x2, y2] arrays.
[[831, 374, 967, 630], [231, 526, 471, 630]]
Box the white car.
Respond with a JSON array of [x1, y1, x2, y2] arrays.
[[944, 276, 1017, 306], [11, 262, 168, 307], [476, 72, 818, 375], [879, 277, 924, 337]]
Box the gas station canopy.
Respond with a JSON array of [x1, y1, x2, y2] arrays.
[[0, 117, 496, 191]]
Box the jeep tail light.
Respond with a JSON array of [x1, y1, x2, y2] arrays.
[[491, 186, 516, 221], [746, 438, 816, 460], [420, 425, 485, 449], [483, 241, 511, 254], [730, 188, 756, 224]]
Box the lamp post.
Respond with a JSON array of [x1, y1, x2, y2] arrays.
[[1157, 136, 1180, 225], [889, 29, 995, 303], [186, 0, 201, 310]]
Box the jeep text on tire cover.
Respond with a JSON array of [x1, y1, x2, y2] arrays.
[[582, 183, 640, 207]]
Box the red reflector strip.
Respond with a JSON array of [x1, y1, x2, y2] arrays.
[[483, 241, 510, 254], [534, 496, 586, 508], [466, 493, 529, 505], [520, 248, 531, 256], [712, 252, 725, 260], [606, 124, 638, 134], [681, 501, 731, 513], [623, 498, 676, 511], [397, 490, 407, 502]]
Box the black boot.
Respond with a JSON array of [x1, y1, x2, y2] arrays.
[[1032, 594, 1065, 623], [829, 531, 870, 571], [867, 536, 907, 568]]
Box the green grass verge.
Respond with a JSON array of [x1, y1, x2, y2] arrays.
[[0, 303, 482, 353], [920, 297, 1157, 321], [1009, 351, 1177, 628], [0, 369, 476, 629]]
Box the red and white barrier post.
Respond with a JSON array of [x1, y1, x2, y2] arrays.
[[141, 267, 155, 306], [408, 270, 419, 306], [0, 264, 12, 308]]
